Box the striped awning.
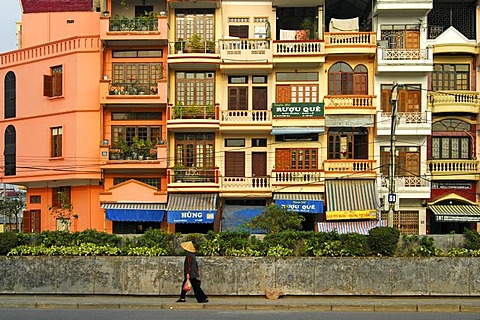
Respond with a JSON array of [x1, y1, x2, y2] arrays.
[[273, 193, 324, 214], [167, 193, 218, 224], [325, 179, 378, 220], [317, 220, 387, 235], [429, 204, 480, 222], [101, 203, 166, 222], [271, 127, 324, 135]]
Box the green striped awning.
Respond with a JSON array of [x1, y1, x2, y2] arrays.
[[325, 179, 378, 220], [429, 204, 480, 222]]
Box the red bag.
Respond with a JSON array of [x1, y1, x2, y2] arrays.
[[183, 279, 192, 291]]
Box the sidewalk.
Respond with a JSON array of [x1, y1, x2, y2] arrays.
[[0, 295, 479, 313]]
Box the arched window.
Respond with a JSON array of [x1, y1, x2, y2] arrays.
[[431, 119, 472, 160], [353, 64, 368, 95], [4, 71, 16, 119], [4, 125, 16, 176], [328, 62, 353, 95]]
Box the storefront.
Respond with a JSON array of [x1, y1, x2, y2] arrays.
[[101, 202, 165, 234], [273, 193, 324, 231]]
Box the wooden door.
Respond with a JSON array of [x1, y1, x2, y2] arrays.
[[225, 151, 245, 177], [253, 87, 267, 110], [252, 152, 267, 177], [276, 85, 291, 103]]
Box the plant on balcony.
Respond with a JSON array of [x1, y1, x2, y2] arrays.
[[187, 34, 204, 53], [116, 136, 131, 159], [300, 17, 316, 40], [173, 101, 184, 119], [174, 38, 185, 53], [172, 163, 185, 182], [137, 11, 158, 31], [206, 104, 215, 119], [186, 105, 203, 118]]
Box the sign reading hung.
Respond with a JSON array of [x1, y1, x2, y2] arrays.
[[272, 103, 324, 118], [167, 210, 216, 224]]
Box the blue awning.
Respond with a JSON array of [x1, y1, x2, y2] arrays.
[[167, 193, 218, 224], [273, 193, 324, 214], [101, 203, 166, 222], [271, 127, 324, 135]]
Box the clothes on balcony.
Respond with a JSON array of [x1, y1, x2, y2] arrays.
[[280, 29, 297, 40], [329, 17, 359, 32]]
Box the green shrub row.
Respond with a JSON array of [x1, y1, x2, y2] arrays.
[[2, 227, 480, 257]]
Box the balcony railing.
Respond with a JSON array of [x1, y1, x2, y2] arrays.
[[381, 175, 430, 188], [108, 147, 158, 161], [221, 177, 271, 190], [221, 110, 270, 123], [109, 16, 158, 32], [272, 171, 322, 184], [323, 160, 376, 172], [325, 32, 376, 46], [324, 95, 375, 109], [169, 104, 218, 120], [171, 169, 217, 183], [109, 82, 159, 96], [170, 40, 217, 54], [381, 111, 428, 124], [427, 160, 479, 175], [381, 48, 428, 60], [429, 91, 480, 113], [273, 40, 323, 55]]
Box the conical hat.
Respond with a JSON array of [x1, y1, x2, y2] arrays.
[[180, 241, 195, 253]]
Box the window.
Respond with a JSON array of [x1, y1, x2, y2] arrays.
[[380, 146, 420, 177], [176, 72, 214, 106], [224, 151, 245, 177], [431, 119, 472, 160], [229, 25, 248, 38], [30, 196, 41, 204], [112, 50, 162, 58], [52, 186, 71, 209], [51, 127, 63, 157], [111, 112, 162, 120], [43, 65, 63, 97], [4, 71, 16, 119], [4, 125, 16, 176], [175, 133, 215, 168], [432, 64, 470, 91], [228, 87, 248, 110], [381, 84, 421, 112], [112, 126, 162, 146], [175, 9, 214, 41], [381, 25, 420, 49], [22, 210, 41, 233], [113, 63, 163, 84], [328, 127, 368, 159], [275, 133, 318, 142], [328, 63, 368, 95], [252, 138, 267, 147], [228, 76, 247, 84], [276, 72, 318, 103], [114, 178, 161, 189], [275, 148, 317, 170], [225, 139, 245, 147]]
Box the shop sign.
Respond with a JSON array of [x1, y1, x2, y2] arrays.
[[326, 210, 377, 220], [272, 103, 324, 118]]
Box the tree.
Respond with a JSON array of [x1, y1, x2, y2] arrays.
[[246, 204, 304, 234], [48, 192, 78, 231], [0, 198, 24, 232]]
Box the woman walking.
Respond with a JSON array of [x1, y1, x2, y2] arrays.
[[176, 241, 209, 303]]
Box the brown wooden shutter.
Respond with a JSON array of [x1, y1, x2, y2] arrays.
[[252, 87, 267, 110], [380, 150, 389, 176], [252, 152, 267, 177], [397, 90, 407, 112], [275, 149, 291, 170], [405, 152, 420, 176], [405, 30, 419, 49], [53, 72, 63, 96], [228, 87, 248, 110], [225, 151, 245, 177], [406, 90, 421, 112], [275, 85, 291, 103], [381, 89, 391, 112], [43, 75, 53, 97], [22, 210, 31, 233], [353, 74, 367, 95]]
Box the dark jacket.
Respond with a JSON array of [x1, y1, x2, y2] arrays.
[[183, 252, 200, 279]]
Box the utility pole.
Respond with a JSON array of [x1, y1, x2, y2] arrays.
[[388, 82, 403, 228]]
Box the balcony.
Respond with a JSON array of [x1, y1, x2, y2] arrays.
[[167, 104, 220, 131], [100, 80, 167, 104], [324, 32, 377, 55], [376, 111, 431, 136], [272, 40, 325, 65], [377, 47, 433, 73], [272, 170, 323, 187], [429, 91, 480, 114], [100, 14, 168, 43], [167, 168, 220, 192], [220, 110, 271, 133], [221, 177, 272, 197], [427, 159, 480, 181], [219, 39, 273, 68], [324, 159, 377, 179], [324, 95, 376, 115], [379, 175, 431, 199], [100, 144, 167, 169], [168, 39, 221, 67]]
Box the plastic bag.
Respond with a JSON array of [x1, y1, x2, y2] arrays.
[[183, 279, 192, 291]]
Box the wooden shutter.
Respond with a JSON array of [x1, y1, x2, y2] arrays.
[[406, 90, 421, 112], [405, 30, 419, 49], [397, 90, 407, 112], [252, 152, 267, 177], [22, 210, 31, 233], [225, 151, 245, 177], [275, 149, 291, 170], [404, 152, 420, 176], [43, 75, 53, 97], [252, 87, 267, 110], [381, 89, 391, 112], [353, 74, 367, 95], [276, 85, 291, 103], [380, 150, 389, 176], [53, 72, 63, 96], [228, 87, 248, 110]]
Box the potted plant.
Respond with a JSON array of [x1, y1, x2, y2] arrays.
[[174, 38, 184, 53], [173, 101, 184, 119], [116, 136, 131, 159], [172, 163, 185, 182], [187, 34, 204, 53], [206, 104, 215, 119]]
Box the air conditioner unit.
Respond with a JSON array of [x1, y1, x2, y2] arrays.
[[377, 40, 388, 48]]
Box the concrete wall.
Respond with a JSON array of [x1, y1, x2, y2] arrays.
[[1, 256, 479, 296]]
